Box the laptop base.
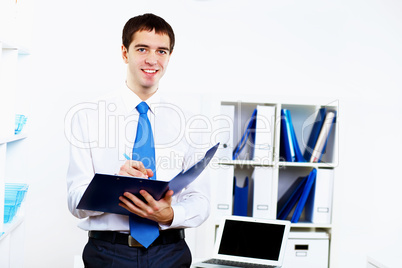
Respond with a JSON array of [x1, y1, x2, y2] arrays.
[[194, 258, 278, 268]]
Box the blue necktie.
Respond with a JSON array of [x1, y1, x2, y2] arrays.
[[129, 101, 159, 248]]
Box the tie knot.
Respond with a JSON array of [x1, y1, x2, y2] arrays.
[[136, 102, 149, 114]]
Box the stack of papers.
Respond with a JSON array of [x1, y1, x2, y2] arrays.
[[15, 114, 28, 135], [3, 183, 29, 223]]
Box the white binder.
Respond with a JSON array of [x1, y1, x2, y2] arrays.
[[252, 166, 274, 219], [214, 105, 235, 161], [306, 168, 334, 224], [253, 105, 275, 163], [212, 165, 234, 223]]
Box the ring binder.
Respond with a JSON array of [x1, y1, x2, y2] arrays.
[[280, 109, 306, 162], [233, 176, 249, 217], [232, 109, 257, 160]]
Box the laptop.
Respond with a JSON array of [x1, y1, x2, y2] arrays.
[[193, 216, 291, 268]]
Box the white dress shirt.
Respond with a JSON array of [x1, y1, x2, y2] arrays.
[[66, 82, 211, 232]]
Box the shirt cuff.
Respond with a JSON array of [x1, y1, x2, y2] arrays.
[[159, 204, 185, 230], [77, 209, 104, 218]]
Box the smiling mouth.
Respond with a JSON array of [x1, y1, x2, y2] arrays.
[[143, 69, 157, 74]]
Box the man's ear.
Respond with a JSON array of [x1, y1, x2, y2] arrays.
[[121, 45, 129, 64]]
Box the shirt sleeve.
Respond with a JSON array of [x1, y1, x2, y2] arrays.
[[66, 109, 104, 219], [160, 169, 211, 230]]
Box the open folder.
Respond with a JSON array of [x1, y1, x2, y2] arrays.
[[76, 143, 219, 215]]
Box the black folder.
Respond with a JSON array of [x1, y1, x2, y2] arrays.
[[76, 143, 219, 215]]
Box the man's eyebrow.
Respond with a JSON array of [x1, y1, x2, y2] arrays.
[[158, 46, 170, 52], [134, 44, 150, 48], [134, 44, 170, 52]]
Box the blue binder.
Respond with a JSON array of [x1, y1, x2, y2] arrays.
[[277, 176, 307, 220], [280, 109, 306, 162], [291, 168, 317, 223], [233, 109, 257, 160], [233, 176, 249, 216], [76, 143, 219, 215], [280, 109, 295, 162]]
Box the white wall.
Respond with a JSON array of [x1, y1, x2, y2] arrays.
[[9, 0, 402, 267]]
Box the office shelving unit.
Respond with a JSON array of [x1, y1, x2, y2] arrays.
[[0, 0, 31, 267], [210, 97, 338, 268]]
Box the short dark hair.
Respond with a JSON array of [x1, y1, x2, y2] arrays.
[[122, 13, 175, 53]]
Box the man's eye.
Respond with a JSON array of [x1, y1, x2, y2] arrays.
[[158, 50, 168, 55], [138, 48, 146, 52]]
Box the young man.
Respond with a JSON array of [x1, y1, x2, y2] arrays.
[[66, 14, 210, 267]]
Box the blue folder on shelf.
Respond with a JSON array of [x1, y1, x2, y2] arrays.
[[232, 109, 257, 160], [276, 168, 317, 223], [291, 168, 317, 223], [280, 109, 306, 162], [280, 109, 295, 162], [277, 176, 307, 220], [77, 143, 219, 215], [233, 176, 249, 217]]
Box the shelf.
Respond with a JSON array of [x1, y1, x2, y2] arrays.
[[0, 133, 27, 145], [218, 159, 273, 167], [0, 39, 30, 55], [0, 215, 24, 242], [214, 220, 332, 229], [220, 95, 339, 108], [290, 222, 332, 229], [0, 3, 31, 267], [278, 161, 337, 169], [218, 160, 336, 168]]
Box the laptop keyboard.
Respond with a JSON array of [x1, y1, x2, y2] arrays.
[[203, 258, 276, 268]]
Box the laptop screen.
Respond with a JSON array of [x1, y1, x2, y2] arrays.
[[218, 219, 285, 261]]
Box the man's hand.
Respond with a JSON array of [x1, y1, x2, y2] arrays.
[[119, 160, 153, 178], [117, 160, 173, 225], [118, 190, 174, 226]]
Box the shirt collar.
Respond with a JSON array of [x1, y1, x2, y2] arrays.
[[120, 81, 160, 114]]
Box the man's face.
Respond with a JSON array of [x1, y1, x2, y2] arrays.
[[122, 29, 171, 92]]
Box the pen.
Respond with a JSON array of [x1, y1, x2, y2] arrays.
[[123, 153, 149, 178]]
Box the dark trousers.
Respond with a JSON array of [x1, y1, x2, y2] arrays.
[[83, 237, 192, 268]]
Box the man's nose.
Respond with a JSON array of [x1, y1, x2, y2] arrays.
[[145, 53, 157, 65]]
